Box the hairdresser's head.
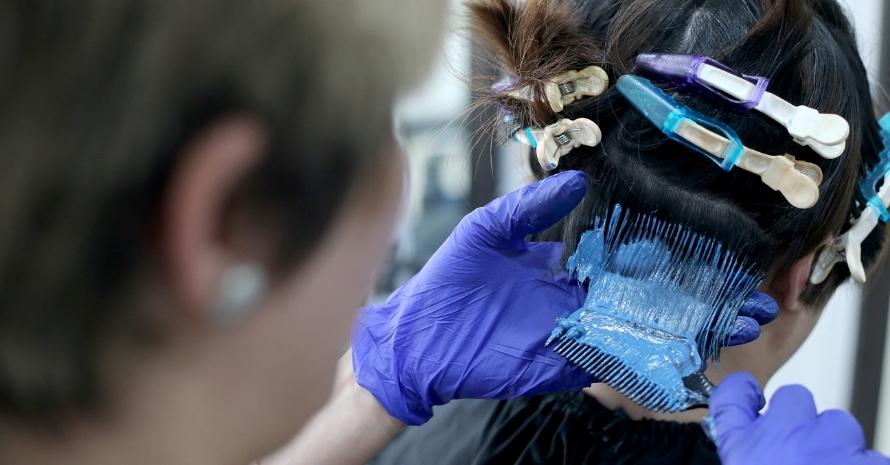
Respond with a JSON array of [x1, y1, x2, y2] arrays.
[[0, 0, 443, 462], [470, 0, 884, 385]]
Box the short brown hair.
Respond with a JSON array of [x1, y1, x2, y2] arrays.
[[0, 0, 444, 417]]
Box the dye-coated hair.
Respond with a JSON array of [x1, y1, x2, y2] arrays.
[[469, 0, 884, 305]]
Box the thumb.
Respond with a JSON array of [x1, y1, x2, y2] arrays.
[[467, 170, 588, 247], [709, 372, 765, 445]]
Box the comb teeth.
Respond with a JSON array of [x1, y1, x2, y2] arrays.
[[552, 337, 687, 412]]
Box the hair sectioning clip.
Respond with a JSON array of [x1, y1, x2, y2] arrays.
[[811, 113, 890, 284], [544, 66, 609, 112], [513, 118, 602, 171], [636, 54, 850, 159], [499, 106, 523, 140], [617, 75, 823, 209], [498, 66, 609, 113]]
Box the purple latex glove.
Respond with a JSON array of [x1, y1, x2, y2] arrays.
[[709, 372, 890, 465], [353, 170, 780, 426], [727, 291, 778, 346]]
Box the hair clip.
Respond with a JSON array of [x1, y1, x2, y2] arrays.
[[499, 106, 523, 140], [636, 54, 850, 159], [617, 75, 823, 209], [513, 118, 602, 171], [811, 113, 890, 284], [544, 66, 609, 112], [495, 66, 609, 113]]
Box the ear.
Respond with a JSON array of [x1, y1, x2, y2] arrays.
[[767, 250, 818, 312], [161, 115, 267, 316]]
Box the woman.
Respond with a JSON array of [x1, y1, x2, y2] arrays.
[[0, 1, 882, 465]]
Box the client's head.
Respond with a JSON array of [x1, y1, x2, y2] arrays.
[[469, 0, 883, 388]]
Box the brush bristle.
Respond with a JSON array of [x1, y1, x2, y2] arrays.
[[548, 204, 764, 412]]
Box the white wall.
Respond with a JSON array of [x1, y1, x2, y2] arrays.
[[840, 0, 885, 94], [879, 300, 890, 455]]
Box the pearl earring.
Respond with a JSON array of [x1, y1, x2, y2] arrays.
[[213, 263, 267, 327]]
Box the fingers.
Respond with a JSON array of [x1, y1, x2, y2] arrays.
[[737, 291, 779, 325], [709, 372, 765, 444], [510, 171, 587, 239], [766, 384, 818, 425], [466, 170, 587, 247], [726, 292, 778, 346], [725, 316, 760, 346]]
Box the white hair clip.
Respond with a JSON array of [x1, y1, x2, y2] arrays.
[[544, 66, 610, 112], [513, 118, 602, 171], [758, 93, 850, 159], [637, 54, 850, 159], [811, 114, 890, 284], [502, 66, 609, 113]]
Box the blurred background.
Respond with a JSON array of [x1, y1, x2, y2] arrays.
[[383, 0, 890, 453]]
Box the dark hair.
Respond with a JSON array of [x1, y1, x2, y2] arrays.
[[469, 0, 884, 304], [0, 0, 443, 417]]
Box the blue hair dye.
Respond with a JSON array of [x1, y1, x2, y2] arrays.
[[548, 204, 762, 412]]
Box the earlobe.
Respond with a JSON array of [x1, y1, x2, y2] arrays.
[[160, 116, 268, 319], [768, 251, 818, 312]]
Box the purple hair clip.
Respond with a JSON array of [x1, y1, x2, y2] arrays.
[[635, 53, 850, 160], [491, 77, 519, 94], [635, 53, 768, 110]]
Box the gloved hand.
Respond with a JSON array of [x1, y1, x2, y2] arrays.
[[726, 291, 778, 346], [708, 372, 890, 465], [353, 170, 780, 426]]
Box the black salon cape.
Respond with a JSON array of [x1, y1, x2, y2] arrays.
[[369, 392, 720, 465]]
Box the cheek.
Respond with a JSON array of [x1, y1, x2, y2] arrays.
[[308, 213, 396, 341], [261, 157, 404, 417], [323, 155, 405, 325]]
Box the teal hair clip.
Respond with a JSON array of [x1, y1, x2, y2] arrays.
[[861, 114, 890, 221], [617, 74, 743, 170], [811, 113, 890, 284], [616, 75, 824, 209]]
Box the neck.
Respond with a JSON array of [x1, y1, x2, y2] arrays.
[[0, 409, 228, 465], [1, 394, 225, 465], [0, 329, 291, 465]]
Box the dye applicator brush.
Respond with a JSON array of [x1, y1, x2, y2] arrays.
[[547, 204, 764, 412]]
